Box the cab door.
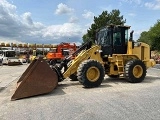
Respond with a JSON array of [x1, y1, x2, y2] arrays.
[[113, 28, 127, 54]]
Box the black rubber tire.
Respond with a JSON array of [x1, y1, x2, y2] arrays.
[[49, 59, 56, 65], [77, 59, 105, 88], [108, 75, 119, 78], [69, 74, 78, 81], [125, 59, 146, 83]]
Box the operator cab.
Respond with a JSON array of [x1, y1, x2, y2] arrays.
[[96, 25, 130, 57]]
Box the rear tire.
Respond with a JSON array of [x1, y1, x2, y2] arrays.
[[125, 59, 146, 83], [77, 59, 105, 88]]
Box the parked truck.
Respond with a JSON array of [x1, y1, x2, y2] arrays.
[[0, 49, 22, 65]]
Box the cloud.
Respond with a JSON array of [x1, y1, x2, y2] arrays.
[[0, 0, 22, 38], [0, 0, 84, 45], [82, 10, 94, 19], [68, 16, 79, 23], [121, 0, 142, 5], [145, 0, 160, 10], [128, 13, 136, 17], [42, 23, 83, 40], [122, 0, 160, 9], [55, 3, 74, 15], [22, 12, 33, 25]]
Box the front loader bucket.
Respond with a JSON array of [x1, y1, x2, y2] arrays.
[[11, 57, 58, 100]]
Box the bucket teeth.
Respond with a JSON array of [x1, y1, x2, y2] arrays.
[[11, 57, 58, 100]]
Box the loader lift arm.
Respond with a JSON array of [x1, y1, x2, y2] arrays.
[[52, 40, 96, 82], [58, 40, 92, 70]]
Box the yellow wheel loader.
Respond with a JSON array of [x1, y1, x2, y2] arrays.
[[11, 25, 156, 100]]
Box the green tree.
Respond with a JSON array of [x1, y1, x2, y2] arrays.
[[137, 31, 150, 44], [138, 20, 160, 51], [82, 9, 126, 43]]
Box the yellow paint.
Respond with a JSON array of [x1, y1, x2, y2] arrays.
[[132, 65, 143, 78], [63, 45, 103, 78], [127, 41, 133, 55], [63, 41, 155, 79], [86, 67, 100, 82]]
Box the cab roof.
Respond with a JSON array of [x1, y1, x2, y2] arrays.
[[97, 24, 131, 32]]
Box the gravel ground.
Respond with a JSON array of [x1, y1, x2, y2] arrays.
[[153, 64, 160, 69], [0, 64, 160, 120]]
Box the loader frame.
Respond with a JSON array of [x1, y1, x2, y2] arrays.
[[11, 25, 156, 100]]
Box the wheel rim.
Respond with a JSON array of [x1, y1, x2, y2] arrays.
[[133, 65, 143, 78], [86, 66, 100, 82]]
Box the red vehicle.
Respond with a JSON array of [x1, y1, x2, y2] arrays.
[[46, 42, 77, 63]]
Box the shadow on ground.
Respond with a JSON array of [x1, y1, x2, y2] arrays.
[[143, 76, 160, 83], [8, 75, 160, 101], [104, 77, 127, 84], [103, 75, 160, 84]]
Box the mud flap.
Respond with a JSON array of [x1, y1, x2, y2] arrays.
[[11, 57, 58, 100]]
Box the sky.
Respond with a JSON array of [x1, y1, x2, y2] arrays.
[[0, 0, 160, 45]]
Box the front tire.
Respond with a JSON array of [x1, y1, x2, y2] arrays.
[[125, 59, 146, 83], [77, 59, 105, 88]]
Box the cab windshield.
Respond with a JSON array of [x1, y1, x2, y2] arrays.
[[97, 28, 111, 45]]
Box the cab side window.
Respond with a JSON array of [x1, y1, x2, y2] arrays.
[[113, 32, 121, 46]]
